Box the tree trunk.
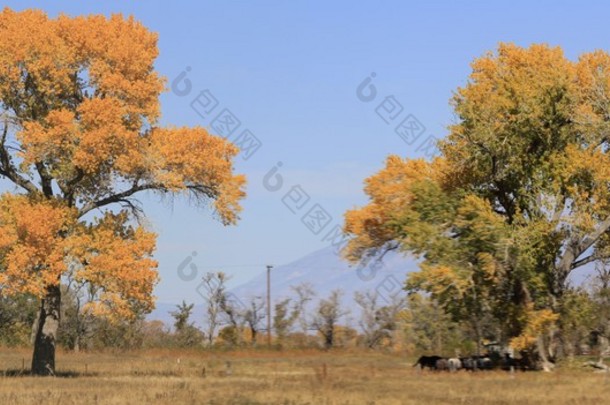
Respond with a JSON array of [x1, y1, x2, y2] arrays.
[[536, 335, 556, 372], [74, 334, 80, 353], [251, 327, 257, 346], [31, 284, 61, 376]]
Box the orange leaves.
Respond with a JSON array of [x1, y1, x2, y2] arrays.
[[440, 42, 610, 250], [0, 9, 245, 324], [343, 156, 446, 262], [343, 205, 391, 262], [18, 109, 77, 171], [574, 51, 610, 148], [0, 9, 163, 122], [0, 8, 79, 114], [147, 126, 246, 224], [214, 173, 247, 225], [0, 194, 158, 319], [443, 43, 577, 191], [575, 51, 610, 108], [17, 98, 141, 178], [70, 211, 159, 320], [2, 6, 162, 179], [344, 43, 610, 349], [408, 264, 470, 298], [1, 8, 245, 225], [464, 43, 573, 111], [55, 12, 164, 124], [362, 156, 434, 209], [510, 306, 559, 351], [0, 194, 75, 296], [73, 98, 136, 174]]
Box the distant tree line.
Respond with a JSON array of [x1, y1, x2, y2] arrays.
[[2, 268, 610, 359]]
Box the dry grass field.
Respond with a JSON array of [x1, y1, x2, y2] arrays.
[[1, 347, 610, 404]]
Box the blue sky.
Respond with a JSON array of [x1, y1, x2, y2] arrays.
[[2, 1, 609, 304]]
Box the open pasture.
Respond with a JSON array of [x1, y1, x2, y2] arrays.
[[1, 348, 609, 404]]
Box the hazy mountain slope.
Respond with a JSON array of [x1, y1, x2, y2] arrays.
[[148, 246, 418, 328]]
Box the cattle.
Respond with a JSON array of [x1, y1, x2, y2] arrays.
[[459, 355, 493, 371], [448, 357, 462, 372], [413, 355, 443, 370], [501, 353, 517, 370], [435, 358, 449, 371], [415, 354, 502, 372], [476, 356, 493, 370], [460, 357, 476, 371], [501, 353, 530, 371]]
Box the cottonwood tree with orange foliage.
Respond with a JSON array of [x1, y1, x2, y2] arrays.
[[344, 43, 610, 370], [0, 9, 245, 375]]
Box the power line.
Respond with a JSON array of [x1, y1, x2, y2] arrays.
[[195, 264, 269, 269]]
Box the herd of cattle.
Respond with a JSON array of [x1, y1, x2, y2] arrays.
[[413, 354, 528, 372]]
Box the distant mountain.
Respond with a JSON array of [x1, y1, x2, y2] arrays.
[[230, 246, 417, 307], [149, 245, 598, 330], [148, 246, 418, 328]]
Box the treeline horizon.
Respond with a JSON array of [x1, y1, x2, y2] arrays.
[[2, 268, 610, 363]]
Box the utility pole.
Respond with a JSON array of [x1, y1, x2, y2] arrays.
[[267, 265, 273, 347]]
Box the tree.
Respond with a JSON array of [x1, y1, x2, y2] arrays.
[[171, 301, 195, 334], [354, 290, 405, 349], [273, 298, 299, 346], [588, 261, 610, 358], [89, 304, 148, 350], [344, 43, 610, 369], [200, 272, 231, 346], [0, 292, 37, 346], [0, 9, 245, 375], [170, 301, 203, 347], [402, 293, 469, 355], [140, 320, 172, 349], [57, 284, 95, 352], [242, 296, 265, 346], [57, 263, 100, 352], [219, 289, 246, 347], [292, 282, 315, 336], [311, 290, 347, 349], [557, 287, 595, 358]]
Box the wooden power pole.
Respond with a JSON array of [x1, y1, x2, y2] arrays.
[[267, 265, 273, 346]]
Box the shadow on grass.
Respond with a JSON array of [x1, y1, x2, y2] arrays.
[[1, 369, 98, 378]]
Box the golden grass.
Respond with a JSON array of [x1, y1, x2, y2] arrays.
[[1, 347, 610, 404]]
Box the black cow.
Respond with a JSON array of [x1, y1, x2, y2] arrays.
[[476, 356, 493, 370], [413, 355, 443, 370], [460, 357, 476, 371], [501, 353, 529, 371]]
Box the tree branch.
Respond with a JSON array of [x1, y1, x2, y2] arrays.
[[551, 194, 566, 225], [78, 180, 217, 219], [35, 162, 53, 197], [558, 215, 610, 275], [0, 120, 40, 195], [58, 168, 85, 206], [572, 254, 597, 270], [78, 182, 163, 218], [579, 216, 610, 255]]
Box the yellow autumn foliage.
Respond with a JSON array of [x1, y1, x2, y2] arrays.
[[0, 9, 246, 328]]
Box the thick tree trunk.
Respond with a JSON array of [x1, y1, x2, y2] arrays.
[[31, 284, 61, 376]]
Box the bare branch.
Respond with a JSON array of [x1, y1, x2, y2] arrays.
[[0, 120, 40, 195], [78, 182, 163, 218], [572, 254, 597, 270], [78, 181, 216, 218]]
